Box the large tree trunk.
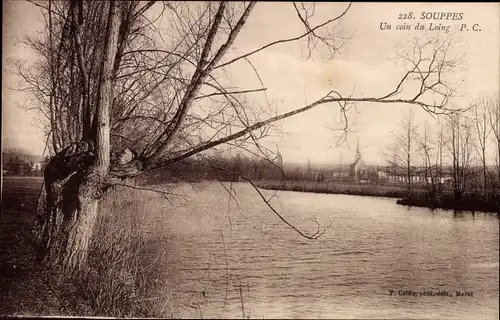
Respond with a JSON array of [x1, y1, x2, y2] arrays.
[[36, 142, 104, 273], [35, 146, 142, 274], [38, 186, 99, 272]]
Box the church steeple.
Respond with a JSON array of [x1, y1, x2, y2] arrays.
[[355, 138, 361, 162]]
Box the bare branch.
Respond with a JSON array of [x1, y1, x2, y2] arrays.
[[215, 2, 351, 68]]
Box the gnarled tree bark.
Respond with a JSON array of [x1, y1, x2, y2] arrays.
[[36, 141, 102, 271]]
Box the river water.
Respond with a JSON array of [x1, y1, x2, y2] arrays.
[[140, 182, 498, 319]]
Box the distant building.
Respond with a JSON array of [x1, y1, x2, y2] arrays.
[[332, 171, 349, 178], [330, 139, 370, 183], [377, 170, 387, 180], [349, 139, 368, 182], [377, 167, 453, 186], [32, 162, 42, 171]]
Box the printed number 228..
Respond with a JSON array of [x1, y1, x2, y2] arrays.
[[398, 12, 413, 19]]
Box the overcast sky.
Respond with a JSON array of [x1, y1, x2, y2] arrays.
[[2, 2, 499, 165]]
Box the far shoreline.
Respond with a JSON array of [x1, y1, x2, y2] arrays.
[[395, 198, 499, 215], [254, 180, 500, 215]]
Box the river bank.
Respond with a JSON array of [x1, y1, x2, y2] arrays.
[[255, 180, 499, 214], [254, 180, 420, 198], [396, 198, 500, 214], [0, 177, 172, 317]]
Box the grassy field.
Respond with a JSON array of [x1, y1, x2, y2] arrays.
[[254, 180, 427, 198]]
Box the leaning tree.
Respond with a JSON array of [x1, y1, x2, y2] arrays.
[[13, 0, 463, 273]]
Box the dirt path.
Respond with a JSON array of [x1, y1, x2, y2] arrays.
[[0, 177, 84, 316]]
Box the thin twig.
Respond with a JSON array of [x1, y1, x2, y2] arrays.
[[218, 179, 246, 219], [111, 182, 190, 203], [245, 177, 330, 240], [188, 162, 331, 240]]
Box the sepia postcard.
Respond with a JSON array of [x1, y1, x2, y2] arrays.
[[1, 1, 499, 319]]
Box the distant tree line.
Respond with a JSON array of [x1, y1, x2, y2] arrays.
[[139, 153, 338, 185], [2, 156, 46, 176], [139, 153, 281, 184], [383, 93, 500, 210]]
